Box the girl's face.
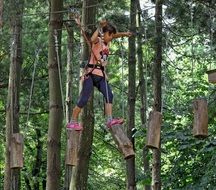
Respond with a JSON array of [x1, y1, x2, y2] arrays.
[[103, 32, 113, 43]]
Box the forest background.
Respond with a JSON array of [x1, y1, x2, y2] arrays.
[[0, 0, 216, 190]]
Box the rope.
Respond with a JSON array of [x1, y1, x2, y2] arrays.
[[10, 35, 17, 134], [0, 0, 3, 33], [120, 38, 125, 119], [26, 48, 41, 125], [144, 21, 149, 117], [162, 38, 168, 114], [190, 3, 195, 91], [209, 10, 214, 70], [54, 29, 65, 119], [2, 4, 102, 19], [0, 22, 96, 36]]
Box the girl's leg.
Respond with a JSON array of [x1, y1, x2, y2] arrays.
[[105, 103, 112, 119], [67, 76, 94, 130], [71, 106, 82, 122], [97, 78, 124, 127], [97, 78, 113, 119], [74, 75, 94, 117]]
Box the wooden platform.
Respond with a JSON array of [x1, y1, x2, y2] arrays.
[[65, 129, 82, 166], [10, 133, 24, 168], [193, 99, 208, 138], [108, 125, 135, 159], [146, 111, 162, 149]]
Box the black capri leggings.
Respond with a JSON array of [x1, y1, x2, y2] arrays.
[[77, 74, 113, 108]]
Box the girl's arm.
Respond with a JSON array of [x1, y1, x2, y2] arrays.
[[90, 28, 100, 43], [113, 32, 132, 39], [91, 19, 107, 43]]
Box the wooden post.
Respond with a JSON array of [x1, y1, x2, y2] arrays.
[[193, 98, 208, 138], [65, 129, 81, 166], [10, 133, 24, 169], [207, 69, 216, 84], [108, 125, 135, 159], [146, 111, 162, 149]]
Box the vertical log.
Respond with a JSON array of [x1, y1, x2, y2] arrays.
[[146, 111, 162, 149], [193, 99, 208, 138], [207, 69, 216, 84], [109, 125, 135, 159], [65, 130, 81, 166], [10, 133, 24, 169]]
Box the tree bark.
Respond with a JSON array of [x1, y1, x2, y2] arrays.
[[126, 0, 137, 189], [4, 0, 24, 189], [32, 129, 43, 190], [152, 0, 163, 189], [136, 1, 151, 189], [46, 0, 63, 189], [74, 0, 97, 189]]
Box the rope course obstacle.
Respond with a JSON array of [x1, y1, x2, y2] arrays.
[[10, 133, 24, 169], [193, 98, 208, 138], [139, 3, 163, 149], [190, 3, 208, 138], [146, 111, 162, 149]]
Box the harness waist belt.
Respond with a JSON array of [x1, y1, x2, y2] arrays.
[[87, 63, 104, 71]]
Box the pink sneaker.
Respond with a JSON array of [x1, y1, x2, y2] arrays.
[[66, 122, 83, 131], [106, 118, 124, 128]]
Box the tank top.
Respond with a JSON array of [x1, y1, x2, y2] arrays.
[[87, 37, 109, 77]]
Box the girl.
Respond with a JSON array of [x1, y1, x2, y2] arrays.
[[67, 20, 132, 130]]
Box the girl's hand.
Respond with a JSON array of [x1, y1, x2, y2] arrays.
[[126, 32, 133, 37], [99, 19, 107, 28], [74, 16, 81, 26], [80, 75, 85, 82]]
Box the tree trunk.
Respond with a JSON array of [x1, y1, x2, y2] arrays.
[[74, 0, 97, 189], [152, 0, 163, 189], [126, 0, 137, 189], [4, 0, 24, 189], [64, 20, 74, 190], [32, 129, 43, 190], [136, 1, 151, 189], [46, 0, 63, 189]]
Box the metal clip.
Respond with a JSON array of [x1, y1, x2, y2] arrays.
[[68, 7, 80, 19]]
